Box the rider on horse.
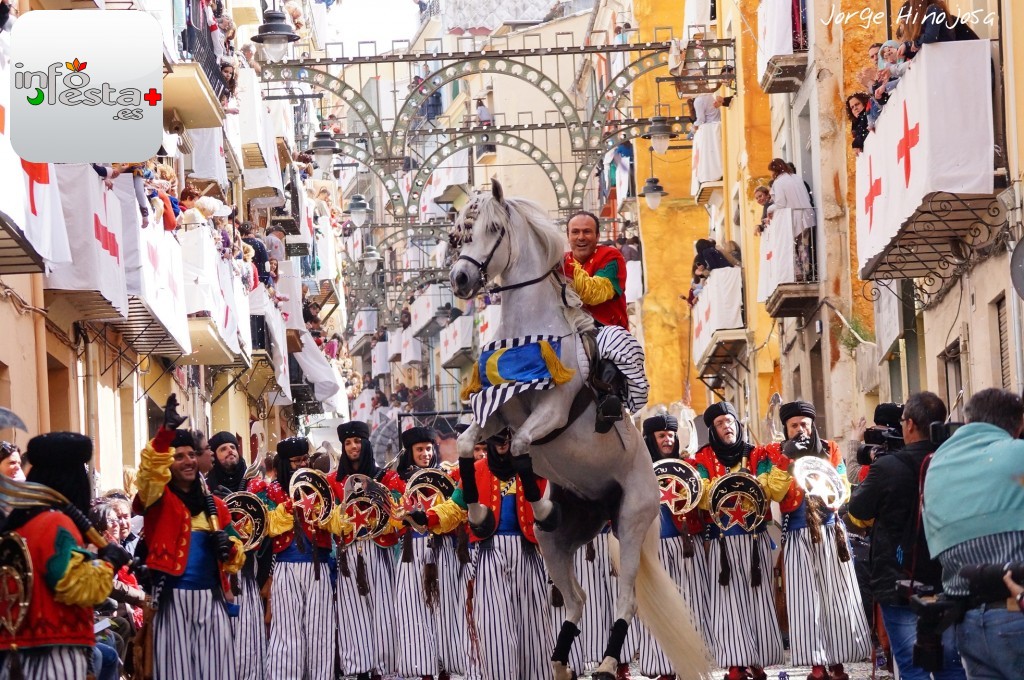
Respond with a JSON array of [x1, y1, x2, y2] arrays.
[[562, 210, 630, 432]]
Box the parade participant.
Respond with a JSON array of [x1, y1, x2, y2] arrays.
[[695, 402, 785, 680], [327, 421, 405, 680], [631, 414, 712, 680], [562, 211, 630, 430], [206, 431, 267, 680], [206, 431, 246, 496], [0, 432, 127, 679], [133, 396, 245, 680], [263, 437, 337, 680], [394, 427, 443, 680], [424, 430, 553, 680], [755, 401, 871, 680]]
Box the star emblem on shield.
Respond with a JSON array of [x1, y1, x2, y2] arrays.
[[718, 493, 757, 532], [658, 477, 693, 516]]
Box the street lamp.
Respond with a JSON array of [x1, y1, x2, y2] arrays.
[[346, 194, 369, 228], [641, 116, 677, 155], [361, 245, 383, 274], [305, 130, 340, 178], [251, 9, 299, 63], [638, 176, 668, 210]]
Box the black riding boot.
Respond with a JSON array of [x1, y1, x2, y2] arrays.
[[592, 359, 625, 433]]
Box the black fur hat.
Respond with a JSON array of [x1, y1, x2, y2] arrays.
[[400, 427, 437, 451], [277, 437, 310, 459], [337, 421, 371, 442], [642, 414, 678, 438], [208, 431, 238, 452], [24, 432, 92, 515]]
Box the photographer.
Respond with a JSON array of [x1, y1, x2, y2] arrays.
[[848, 392, 965, 680], [923, 388, 1024, 679]]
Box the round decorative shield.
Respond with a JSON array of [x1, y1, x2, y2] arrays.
[[225, 492, 269, 552], [403, 468, 456, 513], [709, 471, 768, 533], [792, 456, 846, 511], [653, 459, 702, 517], [342, 474, 394, 542], [0, 532, 32, 637], [289, 468, 335, 526]]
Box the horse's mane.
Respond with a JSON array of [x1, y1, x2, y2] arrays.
[[475, 195, 567, 271]]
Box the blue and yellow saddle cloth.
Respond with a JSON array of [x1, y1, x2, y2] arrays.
[[461, 335, 575, 424]]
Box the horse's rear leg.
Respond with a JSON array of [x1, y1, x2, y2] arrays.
[[594, 488, 658, 678]]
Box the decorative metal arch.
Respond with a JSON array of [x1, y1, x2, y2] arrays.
[[568, 117, 690, 209], [390, 58, 586, 157], [332, 138, 404, 212], [587, 48, 671, 126], [405, 132, 570, 216], [260, 64, 389, 157]]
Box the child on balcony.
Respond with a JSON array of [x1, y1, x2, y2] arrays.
[[115, 162, 153, 220]]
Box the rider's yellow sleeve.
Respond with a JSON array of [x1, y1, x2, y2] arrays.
[[571, 260, 616, 306]]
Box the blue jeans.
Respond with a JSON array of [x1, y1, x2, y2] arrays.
[[955, 606, 1024, 679], [880, 603, 966, 680], [92, 642, 120, 680]]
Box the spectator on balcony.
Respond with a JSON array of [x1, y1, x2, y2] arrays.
[[769, 158, 816, 281], [475, 99, 492, 126], [240, 222, 271, 285], [694, 238, 738, 272], [846, 93, 874, 154], [178, 195, 221, 231], [899, 0, 958, 60], [268, 258, 280, 285], [220, 63, 237, 96], [265, 224, 287, 261], [693, 90, 722, 129], [754, 186, 773, 234], [868, 42, 882, 64]]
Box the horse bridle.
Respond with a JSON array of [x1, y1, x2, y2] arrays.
[[455, 205, 558, 294]]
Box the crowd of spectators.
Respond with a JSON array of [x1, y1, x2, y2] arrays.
[[845, 0, 978, 154]]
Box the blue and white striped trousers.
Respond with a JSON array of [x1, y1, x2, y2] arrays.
[[707, 532, 783, 668], [154, 588, 238, 680], [633, 534, 713, 676], [474, 535, 554, 680], [0, 646, 88, 680], [266, 561, 336, 680], [557, 532, 615, 674], [234, 572, 267, 680], [393, 534, 439, 678], [433, 534, 474, 676], [784, 525, 872, 666], [336, 543, 395, 676]]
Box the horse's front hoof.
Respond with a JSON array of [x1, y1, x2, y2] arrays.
[[469, 507, 497, 539], [551, 661, 577, 680], [535, 501, 562, 532]]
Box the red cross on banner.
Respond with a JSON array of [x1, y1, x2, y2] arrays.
[[704, 306, 711, 322], [694, 319, 703, 338], [865, 156, 883, 232], [148, 242, 160, 271], [896, 101, 920, 189], [21, 161, 49, 216], [93, 194, 120, 264], [766, 250, 773, 261]]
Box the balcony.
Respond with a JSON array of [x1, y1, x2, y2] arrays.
[[44, 165, 129, 322], [371, 338, 391, 378], [691, 121, 723, 205], [238, 70, 285, 207], [111, 177, 192, 355], [348, 308, 377, 355], [440, 314, 474, 369], [401, 326, 423, 366], [757, 0, 808, 94], [163, 20, 225, 130], [692, 267, 747, 389], [757, 207, 819, 318], [855, 42, 1006, 302], [179, 228, 247, 366], [409, 284, 455, 339], [248, 287, 291, 400], [478, 303, 501, 346]]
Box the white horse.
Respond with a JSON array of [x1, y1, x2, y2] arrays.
[[449, 182, 710, 680]]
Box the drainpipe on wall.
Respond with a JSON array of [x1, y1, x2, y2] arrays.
[[82, 328, 101, 480], [31, 276, 49, 433], [1001, 0, 1024, 393]]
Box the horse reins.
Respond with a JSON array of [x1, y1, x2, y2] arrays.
[[455, 202, 560, 294]]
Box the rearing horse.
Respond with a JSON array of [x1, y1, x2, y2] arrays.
[[449, 182, 710, 680]]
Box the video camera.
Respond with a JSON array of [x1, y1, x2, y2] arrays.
[[929, 421, 964, 446], [856, 402, 905, 466], [961, 561, 1024, 604]]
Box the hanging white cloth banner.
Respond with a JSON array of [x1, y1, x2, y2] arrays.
[[188, 127, 229, 189], [757, 0, 794, 82], [45, 164, 129, 318], [294, 331, 343, 403], [691, 121, 723, 195], [756, 208, 799, 303], [691, 266, 743, 361]]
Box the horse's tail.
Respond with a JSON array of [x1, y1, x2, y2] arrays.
[[609, 521, 712, 680]]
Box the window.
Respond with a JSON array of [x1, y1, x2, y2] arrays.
[[995, 295, 1011, 389]]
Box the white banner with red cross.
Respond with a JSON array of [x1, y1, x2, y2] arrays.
[[856, 41, 993, 276], [692, 266, 743, 362]]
